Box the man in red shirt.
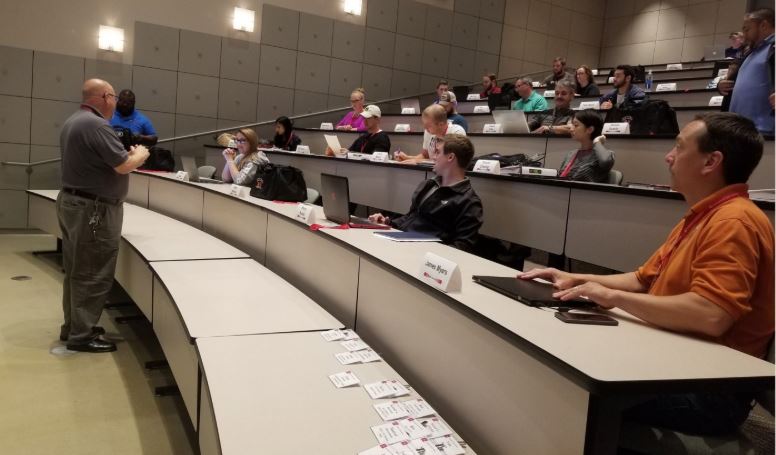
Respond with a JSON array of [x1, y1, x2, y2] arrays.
[[479, 73, 501, 98]]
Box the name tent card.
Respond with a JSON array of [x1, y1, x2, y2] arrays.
[[401, 107, 416, 114], [543, 90, 555, 98], [473, 105, 490, 113], [320, 122, 334, 130], [592, 69, 599, 75], [394, 124, 411, 132], [578, 101, 600, 110], [329, 371, 360, 388], [466, 93, 481, 101], [717, 68, 729, 78], [666, 63, 683, 70], [347, 152, 367, 160], [473, 159, 501, 174], [418, 252, 461, 292], [607, 76, 614, 84], [531, 81, 541, 87], [229, 184, 248, 197], [708, 95, 723, 107], [482, 123, 502, 134], [603, 122, 631, 135], [370, 151, 389, 162], [175, 171, 189, 181], [295, 203, 315, 224], [295, 145, 311, 154], [656, 82, 677, 92]]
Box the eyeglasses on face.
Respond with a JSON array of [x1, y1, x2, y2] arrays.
[[234, 138, 248, 144], [104, 93, 119, 101]]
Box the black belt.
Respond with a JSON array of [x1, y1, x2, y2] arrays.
[[62, 188, 121, 205]]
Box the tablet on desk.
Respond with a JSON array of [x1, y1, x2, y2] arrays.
[[472, 275, 594, 308]]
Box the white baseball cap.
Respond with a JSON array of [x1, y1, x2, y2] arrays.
[[360, 104, 382, 118]]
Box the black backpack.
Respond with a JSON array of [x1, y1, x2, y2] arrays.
[[140, 146, 175, 172], [604, 100, 679, 136], [249, 164, 308, 202], [466, 153, 542, 170]]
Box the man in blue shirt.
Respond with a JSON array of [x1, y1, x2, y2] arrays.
[[729, 8, 775, 135], [110, 89, 158, 146], [599, 65, 647, 111]]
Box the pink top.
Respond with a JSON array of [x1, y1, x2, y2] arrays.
[[337, 111, 366, 131]]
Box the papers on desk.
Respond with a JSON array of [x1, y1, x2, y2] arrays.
[[359, 437, 465, 455], [374, 231, 441, 242], [374, 398, 436, 421], [335, 350, 382, 365], [324, 134, 343, 154], [341, 339, 371, 352], [364, 380, 411, 399], [329, 371, 360, 388], [320, 328, 358, 341]]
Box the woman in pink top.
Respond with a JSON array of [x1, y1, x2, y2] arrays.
[[336, 88, 366, 131]]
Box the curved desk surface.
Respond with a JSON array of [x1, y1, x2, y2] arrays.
[[117, 172, 773, 454]]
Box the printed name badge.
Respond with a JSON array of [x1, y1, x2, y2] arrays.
[[466, 93, 481, 101], [175, 170, 189, 181], [473, 105, 490, 113], [666, 63, 683, 70], [543, 90, 555, 98], [401, 107, 416, 115], [578, 101, 600, 110], [708, 95, 724, 107], [229, 184, 247, 197], [296, 145, 311, 155], [482, 123, 502, 134], [295, 203, 315, 224], [531, 81, 541, 87], [417, 252, 462, 292], [320, 122, 334, 130], [371, 151, 389, 163], [607, 76, 614, 84], [656, 82, 677, 92], [717, 68, 729, 78], [394, 124, 411, 132], [602, 122, 630, 135], [329, 371, 360, 388], [473, 159, 501, 175], [347, 152, 366, 160]]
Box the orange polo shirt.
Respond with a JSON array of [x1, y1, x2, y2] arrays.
[[635, 184, 775, 358]]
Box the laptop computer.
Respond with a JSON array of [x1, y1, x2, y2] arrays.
[[180, 156, 221, 184], [703, 45, 728, 61], [320, 173, 389, 229], [472, 275, 594, 308], [491, 110, 531, 134]]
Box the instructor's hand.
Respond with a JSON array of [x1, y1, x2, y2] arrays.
[[131, 145, 150, 162]]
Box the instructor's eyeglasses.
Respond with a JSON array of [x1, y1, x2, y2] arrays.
[[104, 93, 119, 101]]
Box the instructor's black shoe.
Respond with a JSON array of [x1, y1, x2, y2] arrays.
[[66, 338, 116, 353], [59, 326, 106, 342]]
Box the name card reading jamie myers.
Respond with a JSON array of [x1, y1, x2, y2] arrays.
[[229, 184, 247, 198], [295, 203, 315, 224], [418, 252, 461, 292]]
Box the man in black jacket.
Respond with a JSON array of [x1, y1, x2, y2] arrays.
[[368, 135, 484, 252]]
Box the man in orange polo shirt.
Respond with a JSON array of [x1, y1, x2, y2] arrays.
[[521, 112, 774, 435]]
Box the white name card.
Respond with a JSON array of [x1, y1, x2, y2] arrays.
[[229, 184, 248, 198], [418, 252, 461, 293], [656, 82, 677, 92], [473, 159, 501, 174], [708, 95, 724, 107], [666, 63, 683, 70], [347, 152, 366, 160], [531, 81, 541, 87], [370, 151, 389, 162], [320, 122, 334, 130], [295, 145, 311, 155], [394, 123, 411, 132], [295, 203, 315, 224], [607, 76, 614, 84], [592, 69, 599, 75], [717, 68, 729, 78], [603, 122, 631, 135], [482, 123, 502, 134], [543, 90, 556, 98], [578, 101, 600, 110], [401, 107, 416, 114], [175, 171, 189, 181], [466, 93, 481, 101], [473, 105, 490, 113]]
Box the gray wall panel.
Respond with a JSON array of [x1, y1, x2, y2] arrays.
[[220, 39, 260, 83], [448, 46, 477, 82], [29, 145, 60, 190], [477, 19, 503, 53], [367, 0, 399, 32], [397, 0, 427, 38], [0, 190, 28, 228], [132, 66, 178, 113], [295, 53, 331, 94], [0, 95, 31, 144], [421, 41, 451, 77], [261, 5, 300, 50], [134, 22, 180, 71], [298, 13, 333, 56], [30, 99, 78, 147], [454, 0, 482, 16], [259, 45, 298, 89], [364, 28, 396, 68], [480, 0, 506, 22], [293, 90, 329, 115], [0, 143, 29, 190], [393, 35, 424, 73], [424, 7, 454, 43], [450, 13, 479, 50], [257, 85, 294, 122], [362, 65, 393, 101], [0, 45, 33, 97], [390, 69, 421, 98], [179, 30, 222, 77], [218, 79, 258, 122], [329, 59, 363, 97], [85, 60, 133, 92], [332, 21, 366, 62], [32, 52, 84, 102], [176, 73, 219, 118]]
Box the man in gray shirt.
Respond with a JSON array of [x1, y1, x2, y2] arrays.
[[57, 79, 149, 353]]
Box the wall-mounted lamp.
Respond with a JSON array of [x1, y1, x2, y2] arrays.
[[233, 7, 255, 32], [98, 25, 124, 52], [343, 0, 362, 15]]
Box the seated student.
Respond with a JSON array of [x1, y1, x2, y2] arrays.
[[542, 57, 575, 88], [521, 112, 774, 436], [557, 109, 614, 183], [599, 64, 647, 110], [325, 105, 390, 156], [336, 88, 367, 131], [480, 73, 502, 98], [440, 91, 468, 132], [110, 89, 158, 146], [529, 79, 575, 135], [369, 135, 483, 252], [726, 31, 744, 59], [273, 116, 302, 151], [511, 77, 549, 112], [575, 65, 601, 97], [221, 128, 270, 186], [395, 104, 466, 163]]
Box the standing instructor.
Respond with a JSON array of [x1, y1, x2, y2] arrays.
[[57, 79, 149, 353]]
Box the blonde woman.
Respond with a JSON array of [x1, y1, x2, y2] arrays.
[[336, 88, 367, 131], [221, 128, 269, 186]]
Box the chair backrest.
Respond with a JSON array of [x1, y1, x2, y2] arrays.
[[608, 169, 623, 185], [305, 188, 320, 204], [198, 165, 216, 179]]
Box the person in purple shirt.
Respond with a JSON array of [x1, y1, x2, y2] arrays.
[[336, 88, 367, 131]]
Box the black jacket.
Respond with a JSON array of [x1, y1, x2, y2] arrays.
[[273, 133, 302, 151], [348, 130, 391, 154], [391, 177, 483, 252]]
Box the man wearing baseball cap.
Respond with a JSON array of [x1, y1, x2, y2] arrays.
[[326, 104, 391, 156], [439, 91, 468, 132]]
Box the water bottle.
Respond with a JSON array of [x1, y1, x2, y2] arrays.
[[645, 70, 653, 92]]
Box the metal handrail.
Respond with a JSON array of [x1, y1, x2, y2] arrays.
[[0, 158, 61, 167]]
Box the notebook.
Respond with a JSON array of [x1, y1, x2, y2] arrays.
[[472, 275, 594, 308], [373, 231, 441, 242]]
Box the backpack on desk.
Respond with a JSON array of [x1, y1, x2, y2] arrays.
[[249, 164, 307, 202], [604, 100, 679, 136]]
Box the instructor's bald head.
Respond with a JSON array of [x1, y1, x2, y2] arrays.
[[81, 79, 117, 119]]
